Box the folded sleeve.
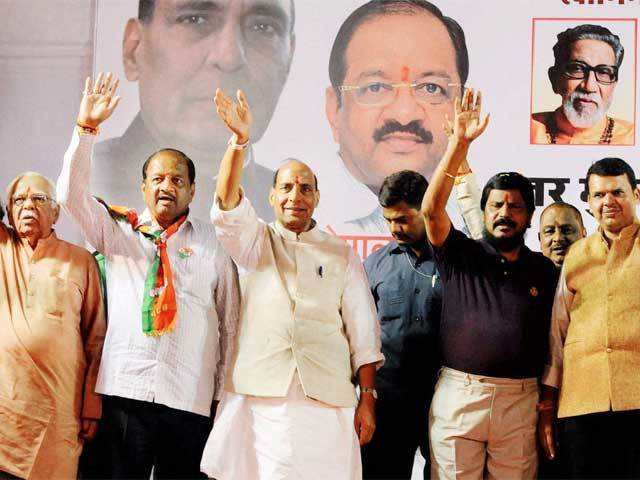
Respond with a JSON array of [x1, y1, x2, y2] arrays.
[[211, 191, 267, 271], [542, 266, 573, 388], [56, 129, 122, 253], [80, 253, 107, 419], [212, 246, 240, 400], [341, 248, 385, 374]]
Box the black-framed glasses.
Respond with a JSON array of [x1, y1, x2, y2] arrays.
[[12, 194, 52, 207], [562, 61, 618, 85], [338, 80, 461, 107]]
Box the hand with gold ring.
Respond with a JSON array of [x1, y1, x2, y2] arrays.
[[443, 88, 490, 147], [77, 72, 121, 130]]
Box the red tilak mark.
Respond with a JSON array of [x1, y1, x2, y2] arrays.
[[401, 66, 410, 82]]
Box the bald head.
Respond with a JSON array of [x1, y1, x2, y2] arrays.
[[269, 159, 320, 234], [539, 202, 586, 268], [273, 159, 319, 190]]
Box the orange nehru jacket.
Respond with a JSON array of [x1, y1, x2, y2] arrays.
[[549, 222, 640, 418]]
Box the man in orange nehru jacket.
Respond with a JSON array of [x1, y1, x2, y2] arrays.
[[539, 158, 640, 478]]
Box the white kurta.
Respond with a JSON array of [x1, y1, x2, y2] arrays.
[[201, 194, 383, 479], [201, 376, 361, 480]]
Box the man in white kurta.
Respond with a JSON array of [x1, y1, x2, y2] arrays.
[[200, 90, 384, 480]]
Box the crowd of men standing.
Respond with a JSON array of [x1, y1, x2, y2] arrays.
[[2, 0, 640, 479]]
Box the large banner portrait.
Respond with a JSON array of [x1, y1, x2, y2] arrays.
[[2, 0, 638, 256]]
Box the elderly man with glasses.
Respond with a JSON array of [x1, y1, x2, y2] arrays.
[[531, 24, 633, 145], [0, 172, 106, 480]]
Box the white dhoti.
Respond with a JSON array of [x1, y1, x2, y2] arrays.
[[201, 376, 362, 480]]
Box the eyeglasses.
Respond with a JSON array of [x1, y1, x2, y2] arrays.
[[338, 80, 461, 107], [562, 61, 618, 85], [12, 194, 53, 207]]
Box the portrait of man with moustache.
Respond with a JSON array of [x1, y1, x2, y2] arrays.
[[531, 23, 633, 146], [324, 0, 481, 235], [92, 0, 296, 221]]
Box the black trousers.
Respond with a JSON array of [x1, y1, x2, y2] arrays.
[[362, 394, 430, 480], [561, 409, 640, 479], [0, 471, 22, 480], [79, 396, 213, 480]]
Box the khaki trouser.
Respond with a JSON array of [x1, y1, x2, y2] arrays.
[[429, 367, 539, 480]]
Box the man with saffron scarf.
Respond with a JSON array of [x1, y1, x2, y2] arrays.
[[56, 72, 239, 479]]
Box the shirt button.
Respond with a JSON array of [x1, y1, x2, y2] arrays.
[[415, 316, 421, 323], [606, 348, 613, 353]]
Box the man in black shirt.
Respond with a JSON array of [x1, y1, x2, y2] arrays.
[[422, 89, 558, 479]]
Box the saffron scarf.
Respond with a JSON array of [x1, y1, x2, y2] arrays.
[[101, 201, 186, 336]]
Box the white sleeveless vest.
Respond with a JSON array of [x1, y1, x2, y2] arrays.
[[227, 222, 358, 407]]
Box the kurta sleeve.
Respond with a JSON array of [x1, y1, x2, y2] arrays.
[[454, 172, 484, 241], [210, 191, 267, 271], [56, 129, 122, 253], [341, 248, 385, 374], [542, 266, 573, 388], [212, 246, 240, 400], [80, 254, 107, 419]]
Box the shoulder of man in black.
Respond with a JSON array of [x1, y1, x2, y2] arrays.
[[430, 227, 483, 280]]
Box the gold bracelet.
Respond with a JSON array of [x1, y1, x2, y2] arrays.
[[454, 171, 472, 185], [443, 171, 456, 180], [76, 123, 99, 135]]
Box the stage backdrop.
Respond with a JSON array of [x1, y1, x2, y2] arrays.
[[91, 0, 638, 257]]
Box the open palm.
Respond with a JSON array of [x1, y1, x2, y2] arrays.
[[445, 88, 490, 144], [77, 72, 121, 128], [214, 88, 252, 142]]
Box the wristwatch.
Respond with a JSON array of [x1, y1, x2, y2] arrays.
[[361, 387, 378, 399]]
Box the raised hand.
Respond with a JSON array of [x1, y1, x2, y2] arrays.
[[77, 72, 121, 129], [444, 88, 490, 146], [214, 88, 252, 144]]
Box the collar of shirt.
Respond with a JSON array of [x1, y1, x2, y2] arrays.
[[137, 209, 194, 234], [597, 220, 640, 247], [478, 238, 535, 267], [18, 229, 59, 259], [389, 241, 433, 263], [272, 218, 323, 242]]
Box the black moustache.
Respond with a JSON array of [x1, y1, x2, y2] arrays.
[[493, 219, 516, 228], [373, 120, 433, 144]]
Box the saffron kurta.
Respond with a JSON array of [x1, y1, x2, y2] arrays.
[[0, 225, 105, 480], [531, 109, 634, 145]]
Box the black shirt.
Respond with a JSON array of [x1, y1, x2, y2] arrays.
[[364, 241, 442, 398], [432, 228, 558, 379]]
